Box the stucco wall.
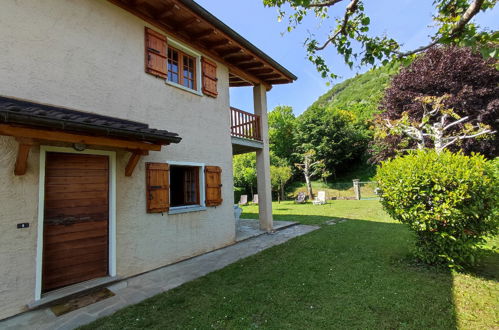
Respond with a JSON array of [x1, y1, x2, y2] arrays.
[[0, 0, 236, 319]]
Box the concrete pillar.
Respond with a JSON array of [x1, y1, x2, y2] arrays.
[[253, 84, 273, 231], [353, 179, 361, 200]]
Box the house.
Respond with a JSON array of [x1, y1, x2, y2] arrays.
[[0, 0, 296, 320]]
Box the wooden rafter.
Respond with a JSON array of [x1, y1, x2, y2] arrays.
[[159, 3, 180, 19], [257, 73, 282, 79], [178, 17, 201, 29], [205, 39, 231, 48], [109, 0, 279, 89], [231, 57, 256, 65], [226, 55, 254, 63], [193, 28, 215, 40], [0, 124, 162, 151], [218, 47, 242, 57], [239, 62, 264, 70], [248, 67, 273, 74]]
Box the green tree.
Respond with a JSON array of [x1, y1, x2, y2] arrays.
[[271, 165, 293, 201], [296, 106, 369, 178], [233, 153, 257, 197], [268, 106, 297, 165], [294, 149, 324, 199], [263, 0, 497, 78]]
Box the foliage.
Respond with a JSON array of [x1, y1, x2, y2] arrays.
[[83, 201, 499, 330], [376, 95, 495, 153], [262, 0, 497, 78], [294, 149, 323, 198], [296, 106, 370, 177], [268, 106, 297, 165], [233, 153, 257, 195], [376, 150, 499, 268], [270, 164, 293, 200], [309, 62, 401, 123], [372, 46, 499, 162]]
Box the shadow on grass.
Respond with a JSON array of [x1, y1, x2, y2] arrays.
[[465, 248, 499, 282], [82, 214, 460, 330]]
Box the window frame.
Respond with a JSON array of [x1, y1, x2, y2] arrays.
[[165, 38, 202, 96], [167, 161, 206, 214]]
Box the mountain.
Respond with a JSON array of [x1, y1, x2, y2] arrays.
[[307, 63, 401, 122]]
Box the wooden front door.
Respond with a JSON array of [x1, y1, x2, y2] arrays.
[[42, 152, 109, 292]]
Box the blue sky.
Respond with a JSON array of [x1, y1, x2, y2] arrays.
[[196, 0, 498, 115]]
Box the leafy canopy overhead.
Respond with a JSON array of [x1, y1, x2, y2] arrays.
[[262, 0, 498, 78]]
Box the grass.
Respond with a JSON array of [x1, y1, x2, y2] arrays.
[[81, 201, 498, 329], [288, 180, 379, 200]]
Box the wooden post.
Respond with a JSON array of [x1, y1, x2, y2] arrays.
[[14, 138, 33, 176], [353, 179, 361, 200]]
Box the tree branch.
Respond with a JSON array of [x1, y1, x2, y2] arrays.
[[314, 0, 360, 50], [308, 0, 345, 8], [394, 0, 485, 57], [443, 116, 469, 131]]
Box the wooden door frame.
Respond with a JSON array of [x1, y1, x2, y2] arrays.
[[34, 146, 117, 301]]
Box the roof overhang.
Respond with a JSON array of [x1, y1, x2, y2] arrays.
[[108, 0, 297, 89], [0, 96, 181, 176]]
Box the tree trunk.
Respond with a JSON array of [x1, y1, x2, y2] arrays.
[[280, 183, 285, 201], [305, 172, 313, 200]]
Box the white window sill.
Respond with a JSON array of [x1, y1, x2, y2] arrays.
[[165, 80, 203, 97], [168, 205, 207, 215]]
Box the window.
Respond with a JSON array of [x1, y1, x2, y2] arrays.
[[170, 165, 200, 207], [168, 47, 196, 91]]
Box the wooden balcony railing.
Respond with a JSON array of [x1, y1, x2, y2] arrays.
[[230, 107, 262, 141]]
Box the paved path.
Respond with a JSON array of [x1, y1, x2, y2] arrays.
[[1, 224, 318, 330]]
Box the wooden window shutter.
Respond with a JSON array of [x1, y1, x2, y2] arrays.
[[145, 27, 167, 78], [201, 57, 218, 97], [146, 163, 170, 213], [205, 166, 223, 207]]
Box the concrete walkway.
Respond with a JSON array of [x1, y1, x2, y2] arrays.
[[236, 219, 297, 241], [1, 224, 318, 330]]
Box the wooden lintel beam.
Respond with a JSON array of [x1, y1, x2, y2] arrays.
[[265, 78, 292, 84], [257, 73, 282, 79], [0, 124, 162, 152], [125, 150, 149, 177], [14, 138, 33, 176], [229, 82, 253, 87]]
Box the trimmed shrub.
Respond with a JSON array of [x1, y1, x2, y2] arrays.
[[376, 150, 498, 268]]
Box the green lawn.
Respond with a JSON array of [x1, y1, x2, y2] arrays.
[[82, 201, 498, 329]]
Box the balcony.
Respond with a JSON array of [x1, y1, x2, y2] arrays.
[[230, 107, 263, 155]]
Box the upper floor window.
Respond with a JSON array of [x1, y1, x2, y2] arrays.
[[145, 27, 218, 97], [168, 47, 196, 91]]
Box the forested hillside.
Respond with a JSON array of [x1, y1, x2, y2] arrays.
[[308, 62, 400, 122], [234, 62, 402, 199]]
